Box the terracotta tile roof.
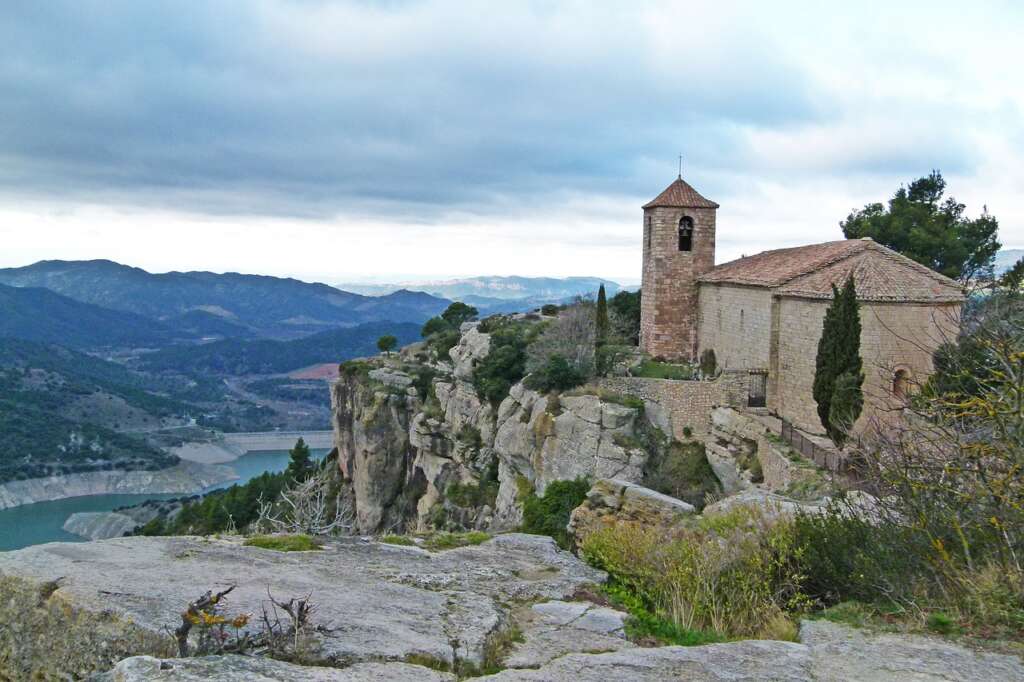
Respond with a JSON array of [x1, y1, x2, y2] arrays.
[[643, 177, 719, 209], [698, 239, 964, 303]]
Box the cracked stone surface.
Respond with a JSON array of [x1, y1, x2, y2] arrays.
[[90, 655, 454, 681], [504, 600, 634, 669], [800, 619, 1024, 681], [0, 533, 604, 679], [485, 640, 812, 681]]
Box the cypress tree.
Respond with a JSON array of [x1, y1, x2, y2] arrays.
[[812, 276, 864, 447], [595, 285, 609, 374], [285, 437, 314, 481]]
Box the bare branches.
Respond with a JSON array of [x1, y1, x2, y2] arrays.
[[175, 584, 238, 657], [256, 475, 355, 536]]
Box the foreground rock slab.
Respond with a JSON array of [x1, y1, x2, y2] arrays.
[[91, 655, 453, 681], [801, 619, 1024, 681], [486, 640, 812, 681], [0, 533, 603, 679], [505, 599, 633, 669]]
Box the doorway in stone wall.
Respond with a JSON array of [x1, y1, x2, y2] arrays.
[[747, 370, 768, 408]]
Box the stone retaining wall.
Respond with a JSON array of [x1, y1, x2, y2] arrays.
[[595, 371, 747, 439]]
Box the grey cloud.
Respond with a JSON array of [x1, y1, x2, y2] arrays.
[[0, 1, 983, 220]]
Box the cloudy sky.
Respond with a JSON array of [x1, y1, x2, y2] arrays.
[[1, 1, 1021, 284]]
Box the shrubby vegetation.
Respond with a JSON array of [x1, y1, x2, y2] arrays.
[[472, 316, 544, 404], [642, 440, 722, 511], [519, 477, 590, 549], [138, 440, 327, 536], [420, 302, 479, 360], [581, 507, 807, 640]]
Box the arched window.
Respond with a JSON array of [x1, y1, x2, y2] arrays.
[[678, 216, 694, 252], [893, 369, 910, 399]]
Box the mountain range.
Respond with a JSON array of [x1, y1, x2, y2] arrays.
[[0, 260, 451, 339], [335, 275, 626, 308]]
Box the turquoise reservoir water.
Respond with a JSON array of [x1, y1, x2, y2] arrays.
[[0, 448, 328, 552]]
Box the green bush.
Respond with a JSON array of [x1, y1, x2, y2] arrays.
[[423, 531, 490, 551], [520, 477, 590, 549], [580, 507, 808, 639], [244, 534, 321, 552], [540, 304, 560, 316], [791, 508, 926, 606], [632, 359, 694, 380], [643, 440, 721, 511], [380, 534, 416, 546], [524, 355, 586, 393]]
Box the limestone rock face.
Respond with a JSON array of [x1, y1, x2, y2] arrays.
[[449, 326, 491, 381], [568, 479, 695, 546], [332, 373, 418, 533], [92, 655, 454, 681], [62, 511, 139, 540], [0, 534, 605, 680]]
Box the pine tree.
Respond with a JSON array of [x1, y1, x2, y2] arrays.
[[812, 276, 864, 447], [595, 284, 609, 374], [285, 437, 314, 481]]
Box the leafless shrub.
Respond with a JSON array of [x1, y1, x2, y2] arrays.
[[256, 474, 355, 536], [261, 588, 318, 661], [526, 299, 596, 376]]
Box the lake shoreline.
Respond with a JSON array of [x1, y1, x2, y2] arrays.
[[0, 461, 237, 511]]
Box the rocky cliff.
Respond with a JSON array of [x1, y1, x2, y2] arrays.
[[331, 324, 664, 535]]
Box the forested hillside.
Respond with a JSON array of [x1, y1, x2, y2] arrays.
[[140, 321, 421, 374], [0, 284, 182, 348]]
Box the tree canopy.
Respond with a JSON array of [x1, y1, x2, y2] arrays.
[[840, 171, 1000, 282]]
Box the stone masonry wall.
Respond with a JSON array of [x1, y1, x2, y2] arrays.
[[595, 371, 747, 439], [773, 297, 961, 435], [640, 205, 716, 361], [697, 283, 773, 370]]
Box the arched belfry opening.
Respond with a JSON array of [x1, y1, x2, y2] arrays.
[[678, 216, 694, 252]]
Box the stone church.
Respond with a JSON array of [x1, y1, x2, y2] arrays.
[[639, 175, 964, 435]]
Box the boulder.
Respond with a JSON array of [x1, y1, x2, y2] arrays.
[[0, 534, 605, 680], [702, 488, 826, 518], [568, 479, 695, 546]]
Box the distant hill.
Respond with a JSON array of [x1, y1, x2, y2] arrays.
[[0, 260, 451, 338], [0, 284, 183, 349], [164, 310, 256, 340], [140, 321, 422, 375], [0, 338, 187, 482], [337, 275, 624, 303]]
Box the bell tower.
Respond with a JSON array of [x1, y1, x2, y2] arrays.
[[639, 174, 718, 361]]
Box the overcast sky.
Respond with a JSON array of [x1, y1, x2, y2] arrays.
[[1, 1, 1021, 284]]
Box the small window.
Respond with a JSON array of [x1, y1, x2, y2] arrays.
[[678, 216, 694, 252], [893, 369, 910, 399], [645, 216, 652, 250]]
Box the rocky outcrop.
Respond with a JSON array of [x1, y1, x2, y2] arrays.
[[332, 324, 661, 534], [0, 461, 236, 511], [568, 478, 695, 546], [332, 369, 421, 533], [0, 533, 604, 679]]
